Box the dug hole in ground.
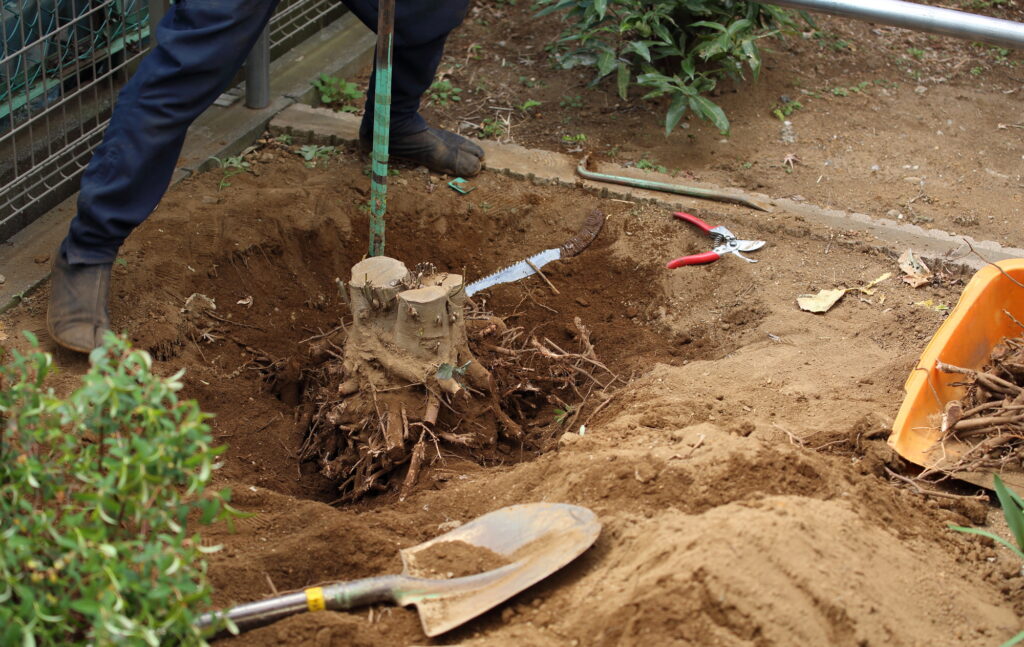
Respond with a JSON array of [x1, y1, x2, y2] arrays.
[[4, 6, 1024, 643], [3, 151, 1021, 645]]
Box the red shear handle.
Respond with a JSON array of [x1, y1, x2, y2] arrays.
[[667, 251, 720, 268], [673, 212, 714, 233]]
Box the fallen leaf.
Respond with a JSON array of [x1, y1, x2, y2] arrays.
[[797, 273, 892, 313], [853, 272, 892, 296], [898, 249, 931, 288], [797, 288, 847, 313], [903, 275, 930, 288], [914, 299, 949, 311]]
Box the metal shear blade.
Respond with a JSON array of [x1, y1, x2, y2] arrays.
[[715, 238, 765, 263]]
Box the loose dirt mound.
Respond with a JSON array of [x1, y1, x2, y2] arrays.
[[3, 152, 1022, 645]]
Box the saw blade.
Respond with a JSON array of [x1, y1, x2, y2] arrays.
[[465, 209, 606, 297], [465, 248, 560, 297]]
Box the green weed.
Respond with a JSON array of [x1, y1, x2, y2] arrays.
[[812, 30, 851, 52], [772, 98, 803, 120], [478, 118, 508, 139], [559, 94, 583, 109], [950, 474, 1024, 646], [519, 99, 543, 113], [427, 79, 463, 107], [312, 74, 361, 112], [298, 144, 336, 168], [635, 157, 668, 174], [209, 154, 251, 190]]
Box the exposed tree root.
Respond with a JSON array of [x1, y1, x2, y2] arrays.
[[298, 259, 618, 502], [932, 328, 1024, 475]]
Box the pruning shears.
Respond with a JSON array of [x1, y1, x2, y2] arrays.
[[666, 212, 765, 268]]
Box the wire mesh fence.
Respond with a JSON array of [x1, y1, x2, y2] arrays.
[[270, 0, 346, 57], [0, 0, 347, 243]]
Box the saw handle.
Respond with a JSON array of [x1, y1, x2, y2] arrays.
[[673, 211, 714, 233], [197, 575, 403, 639]]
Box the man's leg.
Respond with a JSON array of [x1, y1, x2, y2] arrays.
[[50, 0, 278, 352], [343, 0, 483, 177]]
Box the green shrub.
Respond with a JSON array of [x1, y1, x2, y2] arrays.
[[535, 0, 804, 134], [0, 332, 239, 645]]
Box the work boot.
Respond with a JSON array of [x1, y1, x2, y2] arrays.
[[360, 127, 484, 177], [47, 252, 112, 353]]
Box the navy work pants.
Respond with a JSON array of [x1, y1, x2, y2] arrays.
[[62, 0, 468, 265]]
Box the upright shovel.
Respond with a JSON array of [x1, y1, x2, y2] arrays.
[[197, 503, 600, 639]]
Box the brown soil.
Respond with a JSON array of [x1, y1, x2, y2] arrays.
[[421, 1, 1024, 250], [406, 541, 510, 579], [3, 6, 1024, 645]]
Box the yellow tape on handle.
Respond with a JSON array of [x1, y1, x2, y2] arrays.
[[305, 586, 326, 612]]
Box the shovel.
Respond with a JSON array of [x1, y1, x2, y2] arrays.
[[197, 503, 600, 639]]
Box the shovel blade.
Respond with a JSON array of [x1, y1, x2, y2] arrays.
[[399, 503, 600, 636]]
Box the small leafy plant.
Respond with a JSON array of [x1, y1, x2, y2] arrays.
[[0, 333, 241, 645], [537, 0, 804, 134], [427, 79, 463, 106], [519, 99, 542, 113], [312, 74, 362, 112], [559, 94, 583, 109], [477, 117, 508, 139], [635, 157, 668, 173], [561, 132, 587, 151], [298, 144, 336, 168], [771, 97, 803, 120], [950, 474, 1024, 646], [210, 155, 251, 191], [811, 29, 850, 52]]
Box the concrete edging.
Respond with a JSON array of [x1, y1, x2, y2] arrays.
[[268, 104, 1024, 272]]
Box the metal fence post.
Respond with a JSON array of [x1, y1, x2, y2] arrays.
[[245, 26, 271, 109]]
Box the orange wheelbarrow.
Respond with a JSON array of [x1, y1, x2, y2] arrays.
[[890, 259, 1024, 490]]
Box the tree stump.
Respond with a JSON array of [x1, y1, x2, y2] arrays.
[[304, 257, 494, 499]]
